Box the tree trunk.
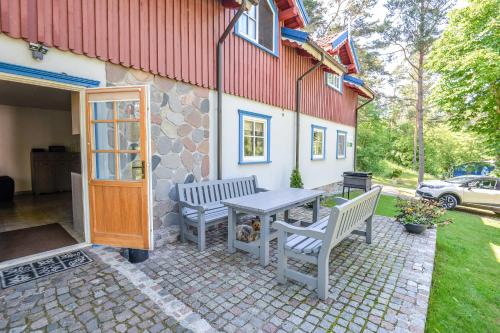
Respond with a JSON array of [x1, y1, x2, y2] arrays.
[[413, 118, 417, 169], [416, 51, 425, 183]]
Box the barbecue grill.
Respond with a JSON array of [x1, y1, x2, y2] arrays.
[[342, 172, 373, 198]]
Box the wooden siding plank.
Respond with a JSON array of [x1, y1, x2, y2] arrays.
[[173, 0, 181, 80], [68, 0, 83, 54], [81, 0, 95, 56], [148, 0, 157, 74], [129, 0, 140, 69], [157, 0, 165, 75], [107, 0, 119, 63], [95, 0, 108, 60], [165, 0, 173, 77], [119, 0, 130, 66], [139, 0, 149, 70]]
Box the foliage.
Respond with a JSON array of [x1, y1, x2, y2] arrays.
[[395, 197, 445, 225], [289, 168, 304, 188], [302, 0, 326, 34], [389, 168, 403, 179], [428, 0, 500, 150]]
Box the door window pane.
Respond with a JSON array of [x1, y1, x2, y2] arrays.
[[119, 153, 142, 180], [93, 123, 115, 150], [118, 122, 141, 150], [94, 153, 116, 180], [118, 101, 140, 119], [92, 102, 114, 120]]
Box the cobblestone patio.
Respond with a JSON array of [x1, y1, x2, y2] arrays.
[[0, 252, 180, 333], [0, 207, 436, 333], [137, 207, 436, 333]]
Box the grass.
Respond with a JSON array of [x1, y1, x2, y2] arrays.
[[323, 190, 500, 332], [372, 161, 437, 190]]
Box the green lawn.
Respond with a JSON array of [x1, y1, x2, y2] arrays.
[[372, 161, 437, 190], [323, 192, 500, 332]]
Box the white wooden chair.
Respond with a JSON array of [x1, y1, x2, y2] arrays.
[[274, 186, 382, 299]]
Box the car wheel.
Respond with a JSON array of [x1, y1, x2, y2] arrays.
[[439, 194, 458, 210]]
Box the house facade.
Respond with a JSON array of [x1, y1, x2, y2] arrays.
[[0, 0, 373, 250]]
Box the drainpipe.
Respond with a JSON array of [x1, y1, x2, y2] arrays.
[[295, 53, 324, 170], [353, 96, 374, 171], [217, 1, 248, 180]]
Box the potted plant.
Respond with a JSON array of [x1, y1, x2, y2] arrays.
[[395, 197, 445, 234]]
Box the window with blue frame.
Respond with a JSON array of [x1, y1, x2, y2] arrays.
[[326, 72, 343, 93], [235, 0, 278, 56], [336, 130, 347, 159], [239, 110, 271, 164], [311, 125, 326, 160]]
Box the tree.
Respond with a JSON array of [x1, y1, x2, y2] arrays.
[[381, 0, 454, 183], [428, 0, 500, 152], [302, 0, 326, 33]]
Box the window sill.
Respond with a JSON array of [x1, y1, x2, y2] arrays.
[[238, 160, 272, 165], [234, 32, 279, 58], [311, 156, 326, 161]]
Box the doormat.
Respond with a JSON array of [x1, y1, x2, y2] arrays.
[[0, 250, 93, 289]]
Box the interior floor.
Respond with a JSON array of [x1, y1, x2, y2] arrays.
[[0, 193, 84, 262]]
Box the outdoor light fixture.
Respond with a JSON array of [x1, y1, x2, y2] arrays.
[[29, 43, 48, 60]]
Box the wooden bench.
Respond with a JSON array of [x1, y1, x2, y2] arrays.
[[177, 176, 266, 251], [274, 186, 382, 300]]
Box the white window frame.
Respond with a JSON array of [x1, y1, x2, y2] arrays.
[[238, 5, 258, 42], [235, 1, 277, 56], [326, 72, 342, 93], [311, 125, 326, 160], [239, 111, 271, 164], [337, 130, 347, 159]]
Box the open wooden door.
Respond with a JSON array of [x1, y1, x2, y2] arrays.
[[85, 86, 150, 249]]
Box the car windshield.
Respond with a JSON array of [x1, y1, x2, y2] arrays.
[[445, 176, 479, 184]]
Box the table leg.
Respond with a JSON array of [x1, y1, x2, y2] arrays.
[[259, 214, 270, 266], [312, 196, 320, 223], [228, 207, 237, 254], [284, 210, 289, 222]]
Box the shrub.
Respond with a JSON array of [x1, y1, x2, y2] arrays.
[[390, 168, 403, 179], [395, 197, 445, 226], [290, 168, 304, 188]]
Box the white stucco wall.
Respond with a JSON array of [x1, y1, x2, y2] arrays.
[[211, 92, 355, 190], [0, 33, 106, 86]]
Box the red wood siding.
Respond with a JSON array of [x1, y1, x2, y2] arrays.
[[0, 0, 357, 126]]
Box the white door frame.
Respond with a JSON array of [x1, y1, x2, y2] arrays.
[[0, 73, 154, 268]]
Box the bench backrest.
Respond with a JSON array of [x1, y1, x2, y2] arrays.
[[177, 175, 259, 206], [323, 186, 382, 251]]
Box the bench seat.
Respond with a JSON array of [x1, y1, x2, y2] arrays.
[[275, 186, 382, 300], [177, 176, 264, 251]]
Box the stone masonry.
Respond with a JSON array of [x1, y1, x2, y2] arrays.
[[106, 64, 211, 247]]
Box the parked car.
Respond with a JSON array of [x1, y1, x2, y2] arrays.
[[416, 176, 500, 213]]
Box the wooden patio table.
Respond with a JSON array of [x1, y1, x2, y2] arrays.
[[222, 188, 325, 266]]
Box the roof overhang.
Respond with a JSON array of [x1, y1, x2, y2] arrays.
[[281, 27, 345, 75], [344, 75, 374, 99], [328, 31, 361, 74]]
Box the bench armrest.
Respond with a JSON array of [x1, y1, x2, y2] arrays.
[[256, 187, 269, 193], [178, 201, 205, 213], [274, 221, 325, 241]]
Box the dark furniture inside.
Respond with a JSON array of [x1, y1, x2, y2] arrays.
[[31, 151, 81, 195], [0, 176, 15, 202], [342, 172, 373, 198]]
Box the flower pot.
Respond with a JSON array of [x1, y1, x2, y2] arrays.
[[404, 223, 427, 234]]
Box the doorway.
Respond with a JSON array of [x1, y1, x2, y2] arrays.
[[0, 79, 87, 263]]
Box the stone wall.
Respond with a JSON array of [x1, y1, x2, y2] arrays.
[[106, 64, 210, 247]]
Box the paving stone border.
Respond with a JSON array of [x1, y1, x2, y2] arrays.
[[91, 246, 216, 333]]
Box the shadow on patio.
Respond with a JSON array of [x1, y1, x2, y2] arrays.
[[137, 206, 436, 333]]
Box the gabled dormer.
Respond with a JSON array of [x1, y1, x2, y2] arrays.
[[318, 30, 361, 74]]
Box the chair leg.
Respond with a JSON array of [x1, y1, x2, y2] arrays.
[[197, 213, 206, 251], [179, 215, 186, 243], [317, 252, 330, 300], [277, 229, 287, 284], [366, 216, 373, 244]]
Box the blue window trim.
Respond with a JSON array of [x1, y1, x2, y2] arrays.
[[238, 110, 271, 165], [325, 72, 343, 94], [234, 0, 279, 57], [311, 125, 327, 161], [0, 61, 100, 87], [336, 130, 347, 159]]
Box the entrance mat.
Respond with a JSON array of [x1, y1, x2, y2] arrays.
[[0, 250, 93, 289], [0, 223, 78, 261]]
